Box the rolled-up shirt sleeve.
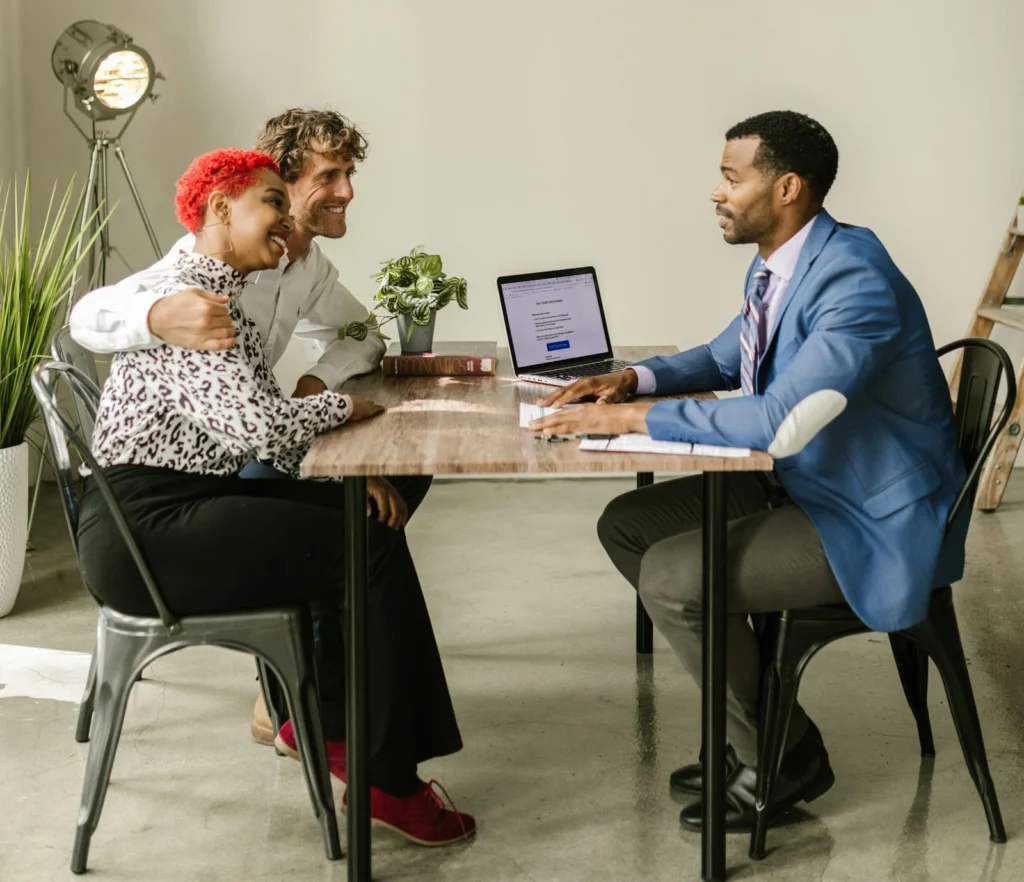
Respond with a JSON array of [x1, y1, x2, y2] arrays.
[[294, 247, 387, 390], [69, 236, 192, 353]]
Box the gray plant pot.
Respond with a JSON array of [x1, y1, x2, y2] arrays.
[[396, 311, 437, 354]]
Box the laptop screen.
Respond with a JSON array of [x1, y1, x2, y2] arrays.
[[498, 268, 613, 371]]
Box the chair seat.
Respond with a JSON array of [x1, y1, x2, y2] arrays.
[[779, 602, 862, 622], [775, 585, 954, 624], [101, 604, 307, 637]]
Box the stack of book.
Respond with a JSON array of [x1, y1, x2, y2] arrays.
[[382, 341, 498, 376]]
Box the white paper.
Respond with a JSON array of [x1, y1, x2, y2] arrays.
[[578, 433, 751, 457], [519, 402, 579, 428]]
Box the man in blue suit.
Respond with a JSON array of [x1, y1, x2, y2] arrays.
[[531, 110, 964, 832]]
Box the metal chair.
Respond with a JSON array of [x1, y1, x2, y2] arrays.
[[45, 327, 103, 743], [749, 338, 1013, 860], [51, 324, 102, 442], [31, 360, 342, 873]]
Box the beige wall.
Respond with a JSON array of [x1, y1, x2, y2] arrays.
[[10, 0, 1024, 399], [0, 1, 27, 179]]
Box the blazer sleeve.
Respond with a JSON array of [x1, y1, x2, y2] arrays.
[[632, 256, 757, 394], [644, 261, 903, 452], [634, 314, 743, 394]]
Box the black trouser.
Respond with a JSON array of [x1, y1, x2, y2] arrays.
[[77, 465, 461, 794]]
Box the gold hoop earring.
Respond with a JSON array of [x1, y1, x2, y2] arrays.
[[198, 218, 235, 256]]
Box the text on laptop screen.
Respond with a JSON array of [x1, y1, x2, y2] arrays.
[[501, 273, 610, 366]]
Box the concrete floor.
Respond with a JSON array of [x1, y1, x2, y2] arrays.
[[1, 477, 1023, 882]]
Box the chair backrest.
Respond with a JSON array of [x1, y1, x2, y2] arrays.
[[51, 325, 101, 445], [31, 360, 182, 633], [940, 338, 1016, 532]]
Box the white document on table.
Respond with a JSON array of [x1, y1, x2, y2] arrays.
[[578, 433, 751, 457], [519, 402, 580, 428]]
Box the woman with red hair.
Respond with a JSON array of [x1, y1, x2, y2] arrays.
[[75, 148, 474, 847]]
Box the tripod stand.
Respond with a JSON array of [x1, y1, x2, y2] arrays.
[[26, 91, 163, 550], [62, 90, 163, 320]]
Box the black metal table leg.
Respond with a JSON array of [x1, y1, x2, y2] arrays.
[[635, 472, 655, 654], [701, 472, 727, 881], [344, 477, 370, 881]]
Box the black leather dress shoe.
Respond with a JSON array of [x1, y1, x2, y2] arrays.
[[669, 744, 740, 796], [678, 725, 835, 833], [669, 720, 826, 797]]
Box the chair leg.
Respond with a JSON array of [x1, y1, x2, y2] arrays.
[[283, 663, 342, 861], [256, 658, 285, 737], [889, 633, 935, 758], [750, 660, 801, 860], [75, 649, 97, 744], [909, 598, 1006, 844], [71, 629, 141, 874], [249, 625, 341, 862]]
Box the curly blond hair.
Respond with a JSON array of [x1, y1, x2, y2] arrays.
[[254, 108, 368, 182]]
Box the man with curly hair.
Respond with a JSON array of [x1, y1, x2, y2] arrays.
[[531, 110, 964, 834], [69, 111, 466, 844]]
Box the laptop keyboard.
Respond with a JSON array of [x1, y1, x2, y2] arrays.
[[544, 359, 633, 380]]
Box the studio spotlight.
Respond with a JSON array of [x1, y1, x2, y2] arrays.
[[51, 20, 165, 301]]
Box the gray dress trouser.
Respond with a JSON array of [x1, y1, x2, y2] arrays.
[[597, 473, 845, 766]]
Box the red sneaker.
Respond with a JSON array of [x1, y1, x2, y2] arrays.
[[345, 779, 476, 847], [273, 719, 347, 786]]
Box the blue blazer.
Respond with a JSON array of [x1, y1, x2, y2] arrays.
[[638, 210, 965, 632]]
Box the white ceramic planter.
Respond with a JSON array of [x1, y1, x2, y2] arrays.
[[0, 442, 29, 617]]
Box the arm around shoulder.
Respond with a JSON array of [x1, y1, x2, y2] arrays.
[[68, 238, 189, 354]]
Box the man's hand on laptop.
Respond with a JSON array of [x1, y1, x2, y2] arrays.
[[538, 369, 639, 407], [148, 288, 237, 350]]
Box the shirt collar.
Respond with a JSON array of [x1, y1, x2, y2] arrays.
[[763, 213, 818, 282]]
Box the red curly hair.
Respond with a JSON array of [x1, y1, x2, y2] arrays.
[[174, 148, 281, 233]]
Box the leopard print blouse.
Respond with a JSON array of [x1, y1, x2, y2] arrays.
[[90, 250, 352, 477]]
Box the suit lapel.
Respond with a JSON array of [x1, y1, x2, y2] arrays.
[[756, 210, 838, 390]]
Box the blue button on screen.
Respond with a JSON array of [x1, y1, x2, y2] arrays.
[[546, 340, 570, 352]]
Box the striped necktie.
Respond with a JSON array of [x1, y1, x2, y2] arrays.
[[740, 266, 773, 395]]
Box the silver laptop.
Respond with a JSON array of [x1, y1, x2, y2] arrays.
[[496, 266, 632, 387]]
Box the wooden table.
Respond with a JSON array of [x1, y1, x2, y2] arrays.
[[301, 347, 772, 882]]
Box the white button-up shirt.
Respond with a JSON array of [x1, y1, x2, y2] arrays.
[[632, 215, 817, 395], [69, 233, 385, 391]]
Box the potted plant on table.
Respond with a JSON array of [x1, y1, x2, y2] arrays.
[[338, 246, 468, 354], [0, 174, 108, 617]]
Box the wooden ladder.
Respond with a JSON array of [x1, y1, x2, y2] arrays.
[[951, 195, 1024, 511]]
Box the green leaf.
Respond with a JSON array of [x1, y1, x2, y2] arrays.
[[0, 172, 113, 449], [394, 287, 418, 312], [340, 321, 368, 341], [415, 275, 434, 296], [419, 253, 442, 279], [411, 302, 433, 325], [455, 278, 469, 309]]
